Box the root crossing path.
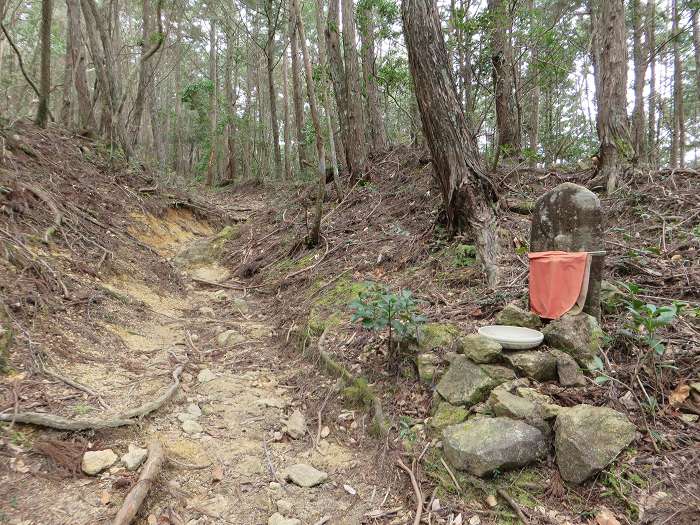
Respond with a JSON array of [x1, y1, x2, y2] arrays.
[[4, 208, 399, 525]]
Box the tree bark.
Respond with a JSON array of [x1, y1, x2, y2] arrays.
[[224, 38, 238, 184], [646, 0, 656, 165], [265, 0, 282, 177], [402, 0, 500, 286], [631, 0, 647, 162], [60, 3, 74, 126], [693, 8, 700, 101], [314, 0, 342, 198], [206, 18, 218, 186], [65, 0, 95, 134], [326, 0, 350, 170], [341, 0, 367, 181], [282, 45, 292, 179], [81, 0, 132, 158], [289, 7, 308, 172], [591, 0, 629, 193], [36, 0, 52, 128], [291, 0, 326, 246], [671, 0, 684, 168], [358, 3, 387, 153], [488, 0, 520, 159]]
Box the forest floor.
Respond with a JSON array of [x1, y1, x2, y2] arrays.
[[1, 122, 699, 525]]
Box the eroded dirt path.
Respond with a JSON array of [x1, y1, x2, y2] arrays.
[[3, 209, 399, 525]]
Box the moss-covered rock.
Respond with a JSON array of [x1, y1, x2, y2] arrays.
[[173, 225, 239, 267], [456, 334, 502, 363], [415, 323, 460, 351], [435, 356, 513, 407], [430, 401, 468, 430], [416, 353, 440, 384], [494, 303, 542, 329], [503, 350, 557, 381]]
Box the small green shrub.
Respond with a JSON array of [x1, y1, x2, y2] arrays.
[[453, 244, 477, 267], [349, 283, 426, 366], [619, 282, 684, 357]]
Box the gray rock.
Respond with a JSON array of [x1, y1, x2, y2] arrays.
[[550, 349, 586, 386], [443, 417, 547, 476], [177, 412, 198, 423], [232, 298, 250, 314], [284, 463, 328, 487], [530, 183, 603, 319], [554, 404, 636, 483], [216, 329, 245, 347], [121, 444, 148, 471], [416, 353, 440, 383], [82, 449, 118, 475], [494, 303, 542, 329], [197, 368, 216, 383], [457, 335, 502, 363], [182, 419, 203, 434], [286, 410, 307, 439], [268, 513, 300, 525], [436, 356, 511, 407], [186, 403, 202, 416], [542, 312, 603, 368], [487, 389, 550, 434], [504, 350, 557, 381]]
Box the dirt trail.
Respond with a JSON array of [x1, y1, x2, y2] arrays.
[[3, 209, 399, 525]]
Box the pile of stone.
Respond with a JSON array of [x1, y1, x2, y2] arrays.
[[424, 183, 637, 484]]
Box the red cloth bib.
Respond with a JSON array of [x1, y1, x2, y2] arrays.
[[528, 251, 590, 319]]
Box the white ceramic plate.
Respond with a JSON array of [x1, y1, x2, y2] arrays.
[[478, 325, 544, 350]]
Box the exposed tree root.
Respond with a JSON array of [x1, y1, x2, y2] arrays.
[[112, 440, 165, 525], [0, 364, 184, 430]]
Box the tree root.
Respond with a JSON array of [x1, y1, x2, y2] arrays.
[[0, 364, 184, 430], [113, 440, 165, 525]]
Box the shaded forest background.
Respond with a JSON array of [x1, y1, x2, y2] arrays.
[[1, 0, 699, 186]]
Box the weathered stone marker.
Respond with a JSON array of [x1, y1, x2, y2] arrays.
[[530, 182, 604, 319]]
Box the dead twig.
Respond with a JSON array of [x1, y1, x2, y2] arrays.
[[396, 458, 423, 525], [112, 440, 165, 525]]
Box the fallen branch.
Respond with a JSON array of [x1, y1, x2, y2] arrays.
[[497, 488, 529, 524], [112, 440, 165, 525], [0, 364, 184, 430], [396, 458, 423, 525]]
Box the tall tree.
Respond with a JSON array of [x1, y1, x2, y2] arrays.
[[36, 0, 52, 128], [631, 0, 648, 161], [206, 17, 218, 186], [670, 0, 685, 168], [341, 0, 368, 181], [282, 46, 292, 179], [291, 0, 326, 246], [488, 0, 520, 160], [646, 0, 657, 164], [130, 0, 164, 148], [358, 0, 387, 152], [402, 0, 500, 286], [314, 0, 342, 197], [289, 7, 308, 172], [693, 6, 700, 100], [326, 0, 350, 170], [264, 0, 283, 177], [591, 0, 629, 193], [65, 0, 95, 133]]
